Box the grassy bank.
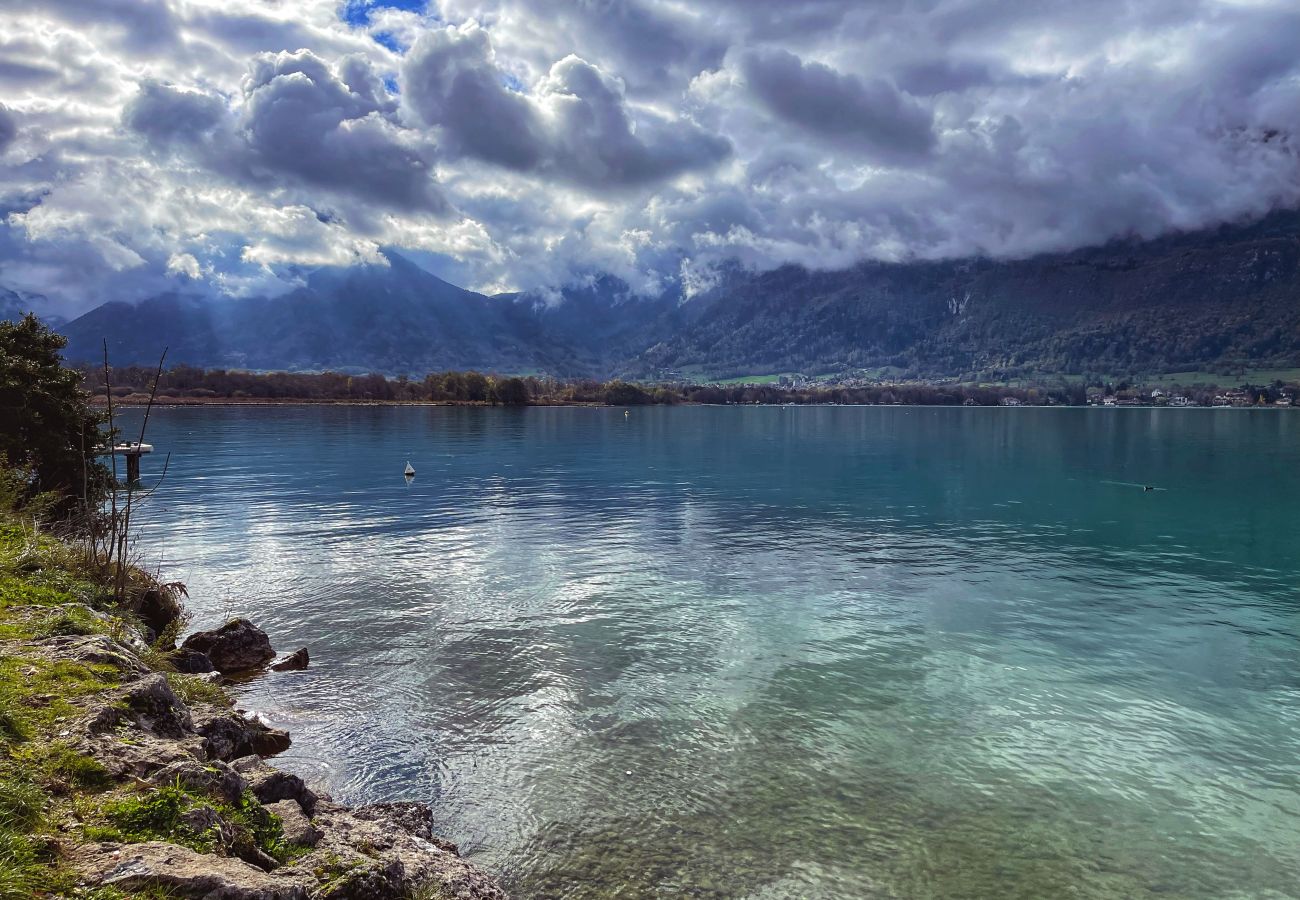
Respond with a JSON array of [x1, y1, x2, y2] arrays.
[[0, 514, 234, 897], [0, 509, 506, 899]]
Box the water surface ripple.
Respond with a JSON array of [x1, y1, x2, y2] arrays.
[[127, 406, 1300, 899]]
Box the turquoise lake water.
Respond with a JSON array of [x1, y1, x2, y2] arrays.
[[127, 405, 1300, 898]]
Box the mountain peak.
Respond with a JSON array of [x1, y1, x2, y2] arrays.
[[49, 213, 1300, 379]]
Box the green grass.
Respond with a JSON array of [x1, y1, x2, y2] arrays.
[[0, 501, 288, 896], [0, 523, 131, 898], [87, 780, 216, 853], [711, 373, 788, 385], [12, 742, 111, 794], [85, 781, 293, 864], [1140, 367, 1300, 386], [163, 672, 228, 708]]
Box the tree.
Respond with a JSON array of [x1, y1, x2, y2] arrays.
[[605, 380, 652, 405], [493, 377, 530, 405], [463, 371, 489, 402], [0, 314, 111, 511]]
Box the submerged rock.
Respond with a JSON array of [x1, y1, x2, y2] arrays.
[[269, 648, 309, 671], [182, 619, 276, 673]]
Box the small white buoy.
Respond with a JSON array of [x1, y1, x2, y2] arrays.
[[404, 461, 416, 477], [625, 770, 632, 776]]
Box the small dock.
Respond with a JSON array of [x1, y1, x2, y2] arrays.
[[110, 442, 153, 483]]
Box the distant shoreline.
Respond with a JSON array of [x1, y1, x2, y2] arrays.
[[94, 397, 608, 408], [92, 397, 1296, 410]]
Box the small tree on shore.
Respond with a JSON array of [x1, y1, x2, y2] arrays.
[[493, 377, 530, 405], [0, 314, 111, 512]]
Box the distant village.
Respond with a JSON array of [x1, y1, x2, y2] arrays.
[[1086, 387, 1293, 408], [725, 372, 1300, 408]]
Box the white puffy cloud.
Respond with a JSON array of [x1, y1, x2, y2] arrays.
[[0, 0, 1298, 315]]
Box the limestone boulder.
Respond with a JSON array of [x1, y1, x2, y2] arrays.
[[70, 841, 307, 900], [182, 619, 275, 674], [264, 800, 322, 849], [88, 673, 192, 738]]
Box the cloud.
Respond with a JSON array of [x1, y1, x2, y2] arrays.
[[242, 51, 444, 212], [402, 24, 731, 188], [737, 48, 936, 162], [0, 0, 181, 52], [124, 51, 446, 214], [0, 0, 1299, 316]]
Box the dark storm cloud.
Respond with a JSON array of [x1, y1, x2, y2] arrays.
[[242, 51, 443, 212], [123, 81, 227, 147], [402, 27, 544, 170], [739, 49, 936, 163], [124, 52, 446, 214], [894, 57, 1052, 96], [402, 26, 730, 188]]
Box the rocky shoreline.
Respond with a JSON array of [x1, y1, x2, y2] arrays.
[[14, 605, 507, 899]]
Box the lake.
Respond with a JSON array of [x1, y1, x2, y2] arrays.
[[124, 405, 1300, 898]]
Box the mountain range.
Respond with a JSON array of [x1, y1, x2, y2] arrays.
[[26, 211, 1300, 381]]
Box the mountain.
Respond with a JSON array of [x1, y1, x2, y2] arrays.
[[51, 213, 1300, 380], [636, 212, 1300, 380], [0, 288, 65, 331], [59, 254, 670, 376]]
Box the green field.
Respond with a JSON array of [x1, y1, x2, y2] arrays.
[[1139, 368, 1300, 386]]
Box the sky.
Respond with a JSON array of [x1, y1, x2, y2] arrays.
[[1, 0, 1299, 315]]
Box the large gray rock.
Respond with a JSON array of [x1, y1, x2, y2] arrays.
[[265, 800, 322, 848], [273, 801, 508, 900], [195, 711, 291, 761], [147, 758, 248, 804], [88, 673, 193, 738], [231, 757, 319, 814], [70, 841, 307, 899], [182, 619, 275, 674], [77, 728, 206, 782], [45, 632, 151, 676], [173, 646, 216, 673], [133, 586, 185, 641]]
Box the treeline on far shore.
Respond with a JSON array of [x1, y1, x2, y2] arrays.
[[75, 363, 1296, 408]]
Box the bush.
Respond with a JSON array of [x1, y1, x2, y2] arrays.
[[605, 381, 652, 405], [0, 315, 110, 515]]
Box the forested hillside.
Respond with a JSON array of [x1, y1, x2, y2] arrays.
[[41, 212, 1300, 380], [637, 212, 1300, 380]]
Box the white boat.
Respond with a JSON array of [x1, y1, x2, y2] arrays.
[[404, 461, 415, 477]]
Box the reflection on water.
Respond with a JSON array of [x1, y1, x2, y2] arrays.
[[127, 406, 1300, 898]]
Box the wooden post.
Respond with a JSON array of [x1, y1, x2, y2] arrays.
[[102, 443, 153, 485]]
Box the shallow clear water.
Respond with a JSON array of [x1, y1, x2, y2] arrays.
[[127, 405, 1300, 898]]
